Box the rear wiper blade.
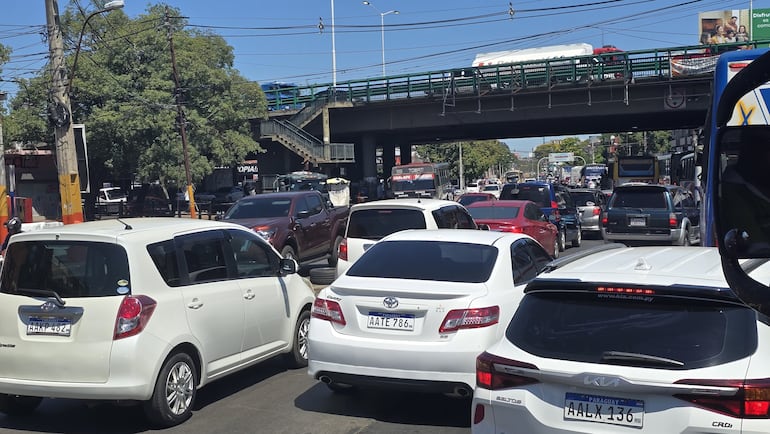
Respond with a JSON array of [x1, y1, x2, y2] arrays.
[[16, 288, 66, 307], [601, 351, 683, 367]]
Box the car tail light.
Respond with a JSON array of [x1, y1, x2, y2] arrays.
[[439, 306, 499, 333], [339, 238, 348, 261], [498, 225, 521, 233], [476, 351, 539, 390], [601, 215, 608, 226], [669, 213, 678, 228], [674, 378, 770, 418], [550, 201, 559, 209], [311, 298, 346, 325], [114, 295, 157, 340], [592, 208, 601, 216]]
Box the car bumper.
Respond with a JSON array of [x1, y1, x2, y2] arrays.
[[602, 228, 682, 243], [580, 217, 601, 232], [308, 319, 493, 391], [0, 333, 169, 401]]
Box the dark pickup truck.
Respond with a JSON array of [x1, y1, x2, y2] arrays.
[[221, 190, 349, 265]]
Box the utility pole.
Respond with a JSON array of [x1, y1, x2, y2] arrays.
[[0, 91, 7, 242], [46, 0, 84, 224], [165, 8, 197, 218]]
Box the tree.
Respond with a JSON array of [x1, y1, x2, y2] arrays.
[[4, 3, 266, 191], [415, 140, 516, 183]]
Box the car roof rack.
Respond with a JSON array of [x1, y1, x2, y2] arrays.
[[542, 242, 626, 273]]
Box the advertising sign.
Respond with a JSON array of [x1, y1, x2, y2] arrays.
[[753, 8, 770, 42], [698, 9, 750, 44]]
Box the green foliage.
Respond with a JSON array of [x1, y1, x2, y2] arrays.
[[4, 2, 267, 189], [415, 140, 517, 183]]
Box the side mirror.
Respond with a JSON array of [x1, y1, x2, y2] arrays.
[[477, 223, 490, 231], [279, 258, 297, 275]]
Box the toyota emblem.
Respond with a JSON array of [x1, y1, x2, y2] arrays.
[[383, 297, 399, 309], [40, 301, 57, 312]]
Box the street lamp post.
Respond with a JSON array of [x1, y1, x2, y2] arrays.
[[46, 0, 124, 224], [362, 1, 398, 77], [330, 0, 337, 87]]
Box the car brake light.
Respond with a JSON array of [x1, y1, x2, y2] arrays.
[[601, 215, 608, 226], [339, 238, 348, 261], [114, 295, 157, 340], [674, 378, 770, 418], [669, 213, 678, 228], [439, 306, 499, 333], [498, 225, 521, 233], [596, 286, 655, 295], [476, 351, 539, 390], [311, 298, 346, 325], [592, 208, 601, 216], [550, 201, 558, 209]]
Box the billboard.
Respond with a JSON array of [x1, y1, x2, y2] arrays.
[[753, 8, 770, 41], [698, 9, 750, 44]]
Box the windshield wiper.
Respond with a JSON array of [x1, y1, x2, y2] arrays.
[[601, 351, 683, 367], [16, 288, 66, 307]]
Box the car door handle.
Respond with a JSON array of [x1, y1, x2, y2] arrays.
[[244, 290, 256, 300], [187, 298, 203, 309]]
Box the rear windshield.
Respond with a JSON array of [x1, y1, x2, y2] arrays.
[[506, 291, 757, 369], [510, 185, 550, 207], [347, 240, 497, 283], [570, 191, 597, 206], [458, 195, 491, 206], [347, 208, 427, 239], [468, 206, 520, 219], [1, 241, 130, 298], [610, 188, 668, 209]]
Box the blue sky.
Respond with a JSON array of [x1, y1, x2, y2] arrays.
[[1, 0, 764, 153]]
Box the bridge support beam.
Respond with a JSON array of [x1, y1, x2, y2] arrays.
[[399, 144, 412, 165], [362, 134, 378, 180], [382, 144, 396, 179]]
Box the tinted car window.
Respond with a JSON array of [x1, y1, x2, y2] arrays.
[[610, 189, 668, 209], [224, 197, 292, 219], [499, 183, 518, 200], [571, 191, 599, 206], [467, 206, 520, 219], [178, 231, 229, 283], [506, 291, 757, 369], [1, 241, 130, 297], [347, 208, 427, 239], [433, 206, 477, 229], [512, 185, 550, 207], [347, 240, 497, 283], [227, 230, 278, 278], [148, 240, 181, 286]]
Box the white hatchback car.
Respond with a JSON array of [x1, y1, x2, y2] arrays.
[[335, 199, 478, 278], [0, 218, 315, 427], [309, 229, 553, 396], [473, 245, 770, 434]]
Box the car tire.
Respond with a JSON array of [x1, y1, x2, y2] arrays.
[[552, 237, 559, 259], [309, 267, 337, 286], [679, 226, 691, 246], [281, 245, 297, 262], [284, 310, 310, 369], [558, 229, 566, 252], [143, 352, 197, 428], [0, 394, 42, 416], [328, 235, 343, 267], [572, 228, 582, 248]]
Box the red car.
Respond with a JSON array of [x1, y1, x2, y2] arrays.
[[466, 200, 560, 258], [456, 192, 498, 207]]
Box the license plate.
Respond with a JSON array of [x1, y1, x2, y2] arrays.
[[367, 312, 414, 331], [629, 217, 646, 226], [27, 317, 72, 336], [564, 392, 644, 428]]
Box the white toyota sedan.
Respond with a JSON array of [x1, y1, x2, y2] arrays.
[[308, 229, 553, 396]]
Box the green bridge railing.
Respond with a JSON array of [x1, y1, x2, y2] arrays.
[[263, 40, 770, 112]]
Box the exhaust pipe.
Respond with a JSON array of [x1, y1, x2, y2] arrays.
[[319, 375, 333, 384], [451, 386, 472, 398]]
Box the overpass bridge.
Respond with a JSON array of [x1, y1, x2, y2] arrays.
[[252, 40, 766, 184]]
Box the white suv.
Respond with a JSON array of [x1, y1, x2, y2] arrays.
[[334, 199, 477, 278], [472, 244, 770, 434], [0, 218, 315, 427]]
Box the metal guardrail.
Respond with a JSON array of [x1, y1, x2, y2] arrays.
[[263, 40, 770, 111]]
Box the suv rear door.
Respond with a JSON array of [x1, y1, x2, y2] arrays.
[[605, 185, 672, 236]]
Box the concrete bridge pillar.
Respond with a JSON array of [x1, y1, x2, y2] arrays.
[[382, 144, 396, 178], [362, 134, 378, 179], [399, 144, 412, 165]]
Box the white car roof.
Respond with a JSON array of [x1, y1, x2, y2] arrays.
[[538, 245, 770, 288], [380, 228, 531, 245], [349, 198, 464, 212], [10, 218, 253, 246]]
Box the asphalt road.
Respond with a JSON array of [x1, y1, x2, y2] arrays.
[[0, 238, 606, 434]]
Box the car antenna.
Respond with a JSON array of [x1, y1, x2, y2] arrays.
[[116, 218, 133, 230]]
